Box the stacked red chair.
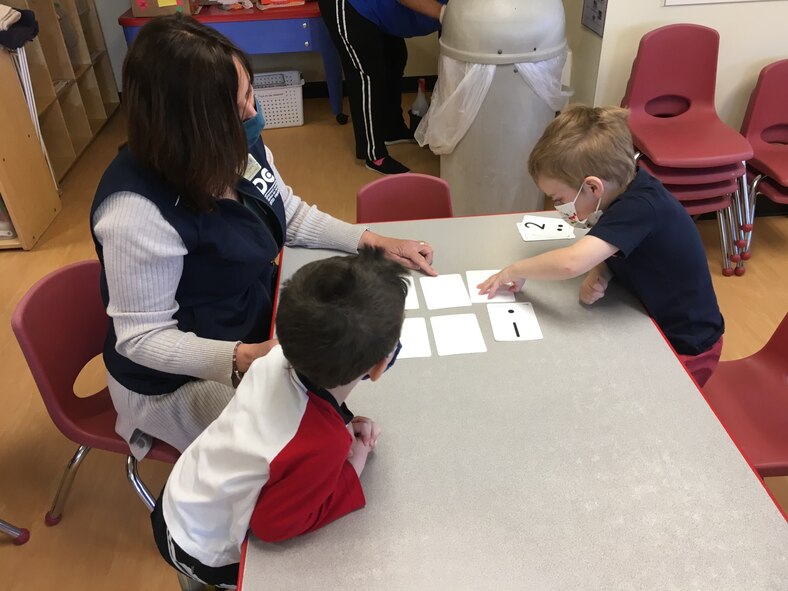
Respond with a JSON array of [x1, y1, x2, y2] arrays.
[[740, 59, 788, 256], [622, 24, 754, 276], [0, 518, 30, 545]]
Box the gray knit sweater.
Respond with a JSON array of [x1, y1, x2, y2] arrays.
[[92, 145, 366, 455]]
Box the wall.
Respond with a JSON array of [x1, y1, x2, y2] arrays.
[[95, 0, 130, 89], [561, 0, 603, 106], [594, 0, 788, 127], [250, 32, 440, 81]]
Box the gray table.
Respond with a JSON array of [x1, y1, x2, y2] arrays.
[[241, 214, 788, 591]]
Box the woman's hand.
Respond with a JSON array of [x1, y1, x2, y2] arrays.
[[358, 231, 437, 276], [235, 338, 279, 373]]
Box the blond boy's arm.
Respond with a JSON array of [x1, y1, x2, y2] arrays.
[[477, 236, 618, 295]]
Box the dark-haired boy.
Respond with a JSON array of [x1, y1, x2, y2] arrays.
[[150, 247, 408, 588]]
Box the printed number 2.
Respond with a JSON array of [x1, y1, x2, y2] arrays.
[[523, 222, 546, 230]]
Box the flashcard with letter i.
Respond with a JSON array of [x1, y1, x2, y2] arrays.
[[486, 302, 543, 341]]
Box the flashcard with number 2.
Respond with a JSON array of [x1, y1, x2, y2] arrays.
[[516, 215, 575, 242]]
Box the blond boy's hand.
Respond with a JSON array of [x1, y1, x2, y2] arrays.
[[477, 267, 525, 298], [579, 270, 609, 305]]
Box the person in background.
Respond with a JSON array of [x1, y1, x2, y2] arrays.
[[478, 105, 724, 386], [151, 247, 405, 588], [318, 0, 448, 174], [90, 14, 436, 460]]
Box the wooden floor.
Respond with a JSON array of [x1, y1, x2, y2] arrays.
[[0, 97, 786, 588]]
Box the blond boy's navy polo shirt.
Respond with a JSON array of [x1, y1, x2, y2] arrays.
[[588, 168, 724, 356]]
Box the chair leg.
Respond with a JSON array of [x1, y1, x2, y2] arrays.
[[738, 166, 752, 234], [46, 444, 91, 526], [717, 209, 733, 277], [177, 572, 211, 591], [731, 188, 747, 248], [125, 455, 156, 512], [744, 173, 764, 256], [723, 202, 744, 271], [0, 519, 30, 545]]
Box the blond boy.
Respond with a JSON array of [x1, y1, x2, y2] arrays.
[[478, 105, 724, 385]]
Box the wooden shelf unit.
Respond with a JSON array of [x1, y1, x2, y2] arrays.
[[0, 0, 120, 249]]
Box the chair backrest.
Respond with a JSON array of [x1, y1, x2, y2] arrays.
[[741, 59, 788, 144], [756, 312, 788, 371], [356, 173, 453, 223], [11, 260, 108, 440], [622, 24, 719, 116]]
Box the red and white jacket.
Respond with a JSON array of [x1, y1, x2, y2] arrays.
[[162, 345, 366, 567]]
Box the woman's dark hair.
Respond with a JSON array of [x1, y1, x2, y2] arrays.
[[276, 248, 409, 389], [122, 14, 253, 212]]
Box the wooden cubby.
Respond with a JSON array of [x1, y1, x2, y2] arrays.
[[0, 0, 119, 249]]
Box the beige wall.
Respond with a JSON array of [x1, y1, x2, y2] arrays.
[[561, 0, 603, 106], [594, 0, 788, 128], [251, 33, 440, 83]]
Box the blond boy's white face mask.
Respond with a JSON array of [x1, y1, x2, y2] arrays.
[[555, 184, 603, 229]]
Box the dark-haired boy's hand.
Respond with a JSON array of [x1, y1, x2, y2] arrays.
[[351, 416, 381, 449], [358, 231, 437, 276], [347, 435, 374, 476]]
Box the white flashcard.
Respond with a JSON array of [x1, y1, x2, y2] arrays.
[[486, 302, 543, 342], [398, 317, 432, 359], [465, 270, 517, 304], [419, 274, 472, 310], [430, 314, 487, 356], [404, 276, 419, 310], [516, 215, 575, 242]]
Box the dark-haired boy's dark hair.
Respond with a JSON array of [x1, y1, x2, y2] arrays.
[[276, 247, 408, 389], [122, 14, 253, 212]]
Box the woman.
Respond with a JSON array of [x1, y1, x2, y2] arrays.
[[90, 14, 435, 458]]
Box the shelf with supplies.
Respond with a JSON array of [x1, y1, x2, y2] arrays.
[[0, 0, 120, 250]]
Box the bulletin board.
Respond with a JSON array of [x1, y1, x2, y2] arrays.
[[582, 0, 607, 37]]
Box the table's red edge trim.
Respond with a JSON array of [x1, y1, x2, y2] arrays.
[[238, 535, 249, 590]]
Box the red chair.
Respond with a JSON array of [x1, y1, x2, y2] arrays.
[[702, 313, 788, 478], [666, 179, 738, 202], [639, 157, 744, 185], [357, 173, 453, 223], [622, 24, 753, 168], [622, 24, 754, 275], [11, 260, 179, 525], [740, 59, 788, 254], [0, 518, 29, 545], [754, 177, 788, 205]]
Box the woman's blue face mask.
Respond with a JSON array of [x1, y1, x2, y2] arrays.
[[243, 97, 265, 149]]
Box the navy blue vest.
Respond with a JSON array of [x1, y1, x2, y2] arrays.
[[90, 138, 286, 395]]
